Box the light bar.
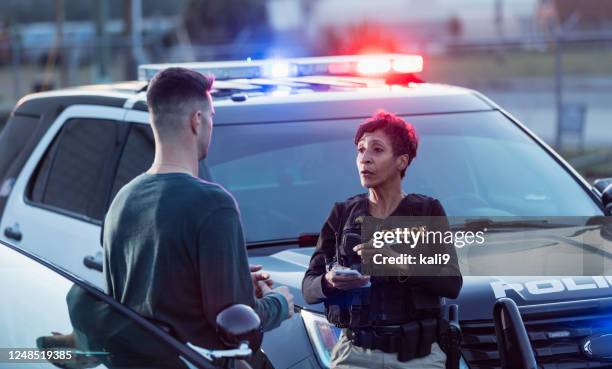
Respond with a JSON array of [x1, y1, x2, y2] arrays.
[[356, 57, 392, 75], [138, 54, 424, 81], [392, 56, 424, 73], [263, 61, 293, 78]]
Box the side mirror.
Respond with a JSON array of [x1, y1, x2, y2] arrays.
[[493, 298, 538, 369], [216, 304, 263, 352], [593, 178, 612, 215]]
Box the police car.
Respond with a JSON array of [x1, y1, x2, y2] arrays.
[[1, 54, 612, 369]]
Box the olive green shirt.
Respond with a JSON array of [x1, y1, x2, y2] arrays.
[[103, 173, 287, 349]]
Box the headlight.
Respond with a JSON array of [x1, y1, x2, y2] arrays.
[[300, 309, 342, 368]]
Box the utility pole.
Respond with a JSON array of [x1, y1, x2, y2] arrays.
[[554, 10, 580, 150], [95, 0, 110, 82], [494, 0, 504, 40], [55, 0, 67, 87], [494, 0, 505, 63], [123, 0, 134, 80], [554, 28, 563, 150], [10, 22, 22, 100], [131, 0, 144, 76], [123, 0, 144, 80]]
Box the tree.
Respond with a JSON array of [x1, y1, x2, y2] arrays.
[[182, 0, 271, 45]]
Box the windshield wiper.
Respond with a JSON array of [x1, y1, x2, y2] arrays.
[[454, 219, 577, 232]]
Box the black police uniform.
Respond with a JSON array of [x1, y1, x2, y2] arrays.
[[302, 193, 463, 364]]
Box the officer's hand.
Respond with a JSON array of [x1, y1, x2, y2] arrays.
[[353, 242, 376, 258], [354, 242, 408, 260], [259, 282, 295, 318], [324, 269, 370, 290], [250, 264, 274, 299]]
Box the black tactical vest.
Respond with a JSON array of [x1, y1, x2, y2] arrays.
[[324, 194, 443, 328]]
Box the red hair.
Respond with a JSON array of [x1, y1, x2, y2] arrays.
[[354, 110, 419, 177]]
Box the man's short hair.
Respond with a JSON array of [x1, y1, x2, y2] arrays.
[[146, 67, 214, 131], [354, 110, 419, 177]]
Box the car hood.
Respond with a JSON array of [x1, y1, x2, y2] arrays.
[[250, 224, 612, 320]]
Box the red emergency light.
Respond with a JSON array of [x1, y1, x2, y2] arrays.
[[328, 54, 423, 77]]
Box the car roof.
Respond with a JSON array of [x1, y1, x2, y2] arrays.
[[14, 77, 494, 125], [210, 82, 494, 124]]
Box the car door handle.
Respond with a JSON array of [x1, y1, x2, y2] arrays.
[[83, 254, 103, 272], [4, 225, 22, 241]]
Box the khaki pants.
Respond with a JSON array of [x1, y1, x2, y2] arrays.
[[330, 331, 446, 369]]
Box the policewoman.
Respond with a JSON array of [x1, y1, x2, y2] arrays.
[[302, 110, 462, 369]]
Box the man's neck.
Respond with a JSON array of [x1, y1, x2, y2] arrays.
[[148, 146, 198, 177], [148, 162, 194, 176]]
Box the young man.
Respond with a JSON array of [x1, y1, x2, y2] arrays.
[[103, 67, 293, 352]]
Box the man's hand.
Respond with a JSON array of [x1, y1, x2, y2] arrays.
[[324, 268, 370, 290], [250, 264, 274, 299], [259, 282, 295, 318]]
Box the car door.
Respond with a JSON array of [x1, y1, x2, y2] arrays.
[[0, 240, 215, 369], [0, 105, 128, 287]]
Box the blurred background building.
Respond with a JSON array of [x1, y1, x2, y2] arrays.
[[1, 0, 611, 179]]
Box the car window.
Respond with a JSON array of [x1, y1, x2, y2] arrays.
[[0, 243, 207, 369], [108, 123, 214, 206], [207, 120, 364, 242], [206, 111, 602, 243], [407, 112, 600, 217], [28, 118, 128, 222], [110, 124, 155, 202]]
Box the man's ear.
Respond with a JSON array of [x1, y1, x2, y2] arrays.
[[190, 110, 201, 135]]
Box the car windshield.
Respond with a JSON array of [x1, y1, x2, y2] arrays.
[[205, 111, 603, 243]]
